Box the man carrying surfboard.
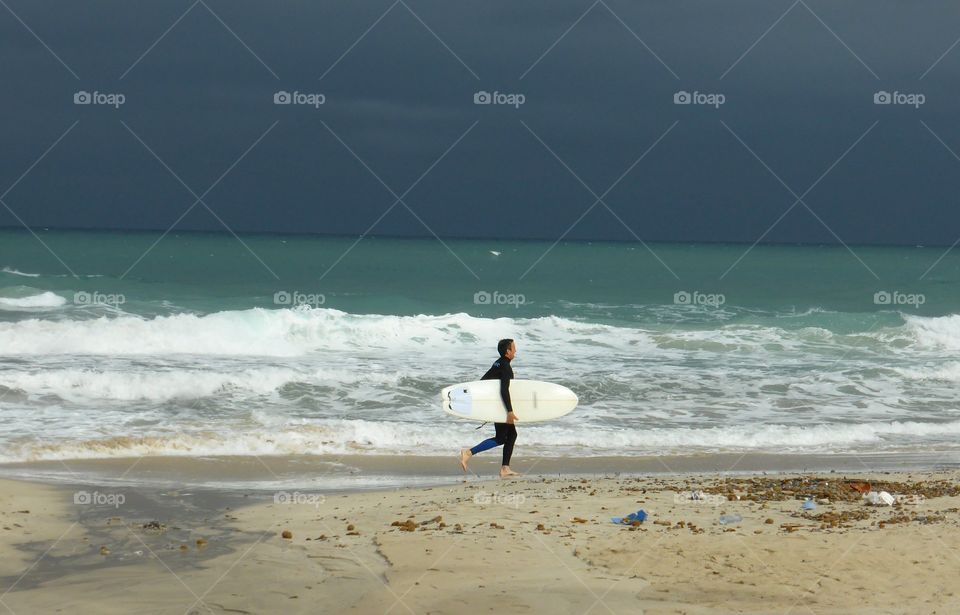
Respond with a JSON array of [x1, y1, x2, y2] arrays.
[[459, 339, 521, 478]]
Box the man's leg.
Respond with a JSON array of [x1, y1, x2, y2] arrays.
[[498, 424, 520, 477], [470, 438, 499, 454], [501, 424, 517, 467], [459, 425, 506, 471]]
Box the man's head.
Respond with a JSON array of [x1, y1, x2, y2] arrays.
[[498, 338, 516, 360]]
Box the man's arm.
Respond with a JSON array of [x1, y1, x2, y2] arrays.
[[500, 376, 514, 414]]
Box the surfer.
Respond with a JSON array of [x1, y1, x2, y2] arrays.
[[459, 339, 521, 478]]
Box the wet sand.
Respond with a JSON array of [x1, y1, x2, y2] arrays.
[[1, 450, 957, 491], [0, 467, 959, 614]]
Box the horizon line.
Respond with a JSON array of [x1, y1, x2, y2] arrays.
[[0, 225, 940, 249]]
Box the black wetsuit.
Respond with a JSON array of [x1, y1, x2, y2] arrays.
[[470, 356, 517, 466]]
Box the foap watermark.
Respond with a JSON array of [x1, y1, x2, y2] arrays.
[[274, 290, 326, 307], [674, 90, 725, 108], [874, 90, 925, 109], [273, 491, 325, 508], [274, 90, 326, 108], [874, 290, 925, 308], [74, 490, 125, 508], [474, 290, 526, 308], [74, 291, 125, 307], [474, 490, 525, 508], [673, 491, 726, 506], [74, 90, 126, 108], [473, 90, 526, 109], [674, 290, 725, 308]]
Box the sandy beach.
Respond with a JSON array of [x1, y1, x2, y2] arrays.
[[5, 0, 960, 611], [1, 465, 959, 614]]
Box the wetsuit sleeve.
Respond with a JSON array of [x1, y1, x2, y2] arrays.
[[500, 364, 514, 413], [500, 378, 513, 413]]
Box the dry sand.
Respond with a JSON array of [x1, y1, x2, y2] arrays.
[[0, 469, 959, 614]]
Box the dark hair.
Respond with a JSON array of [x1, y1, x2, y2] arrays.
[[497, 338, 514, 356]]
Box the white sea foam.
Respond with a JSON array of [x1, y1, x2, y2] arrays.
[[0, 307, 651, 356], [1, 267, 41, 278], [1, 306, 952, 357], [0, 291, 67, 309], [2, 307, 960, 462], [0, 366, 407, 402], [5, 418, 960, 462], [900, 313, 960, 350], [0, 368, 294, 401]]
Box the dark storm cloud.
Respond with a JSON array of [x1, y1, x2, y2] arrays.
[[1, 0, 959, 244]]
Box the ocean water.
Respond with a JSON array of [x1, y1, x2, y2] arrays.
[[2, 228, 960, 464]]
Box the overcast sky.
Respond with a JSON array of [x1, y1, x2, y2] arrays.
[[1, 0, 959, 244]]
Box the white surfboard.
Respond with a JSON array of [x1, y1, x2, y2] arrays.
[[440, 379, 578, 423]]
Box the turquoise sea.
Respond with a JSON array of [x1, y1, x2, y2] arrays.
[[2, 228, 960, 465]]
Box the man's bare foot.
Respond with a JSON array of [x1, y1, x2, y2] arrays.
[[499, 467, 521, 478], [459, 448, 472, 472]]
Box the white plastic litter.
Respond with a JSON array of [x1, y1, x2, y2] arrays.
[[863, 491, 895, 506]]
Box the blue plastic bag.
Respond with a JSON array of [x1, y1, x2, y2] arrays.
[[611, 509, 648, 524]]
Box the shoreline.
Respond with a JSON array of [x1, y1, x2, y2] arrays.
[[1, 451, 957, 492], [1, 469, 958, 613]]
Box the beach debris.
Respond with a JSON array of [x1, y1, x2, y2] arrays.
[[571, 517, 589, 524], [179, 545, 189, 552], [281, 530, 293, 539], [141, 520, 166, 533], [848, 481, 872, 495], [195, 538, 208, 548], [780, 523, 807, 533], [764, 518, 774, 524], [880, 511, 945, 526], [99, 545, 110, 556], [419, 516, 442, 526], [489, 522, 504, 529], [392, 519, 418, 532], [690, 490, 706, 500], [802, 508, 870, 528], [536, 523, 545, 531], [863, 491, 895, 506], [895, 494, 925, 506], [802, 498, 816, 511], [718, 514, 742, 525], [700, 476, 958, 504], [611, 510, 647, 525], [346, 524, 354, 531]]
